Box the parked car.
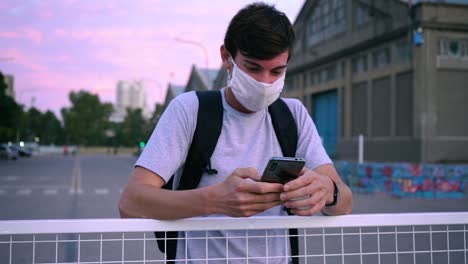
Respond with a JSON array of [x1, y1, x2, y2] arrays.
[[10, 144, 33, 157], [0, 144, 19, 160]]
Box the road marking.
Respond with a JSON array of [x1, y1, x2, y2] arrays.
[[95, 188, 109, 195], [0, 189, 5, 195], [17, 189, 32, 195], [69, 155, 83, 194], [69, 189, 83, 195], [44, 189, 58, 195], [38, 176, 52, 181], [2, 175, 20, 182], [0, 185, 68, 189]]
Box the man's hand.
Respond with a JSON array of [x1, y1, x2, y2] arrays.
[[211, 167, 284, 217], [280, 167, 334, 216]]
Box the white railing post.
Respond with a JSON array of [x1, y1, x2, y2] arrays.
[[358, 134, 364, 164]]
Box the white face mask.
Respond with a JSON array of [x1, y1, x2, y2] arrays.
[[227, 57, 285, 112]]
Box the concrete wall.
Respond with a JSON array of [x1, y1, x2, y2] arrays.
[[413, 3, 468, 162]]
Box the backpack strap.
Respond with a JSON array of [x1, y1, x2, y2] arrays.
[[156, 90, 223, 262], [178, 90, 224, 190], [268, 98, 298, 157], [268, 98, 300, 264]]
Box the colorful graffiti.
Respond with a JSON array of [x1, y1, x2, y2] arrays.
[[336, 162, 468, 199]]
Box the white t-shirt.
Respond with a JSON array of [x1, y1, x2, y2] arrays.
[[136, 88, 332, 263]]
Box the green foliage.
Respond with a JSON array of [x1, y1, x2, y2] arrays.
[[0, 71, 23, 142], [120, 108, 149, 146], [21, 107, 64, 145], [61, 90, 113, 146]]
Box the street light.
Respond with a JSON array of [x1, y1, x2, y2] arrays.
[[174, 37, 209, 69]]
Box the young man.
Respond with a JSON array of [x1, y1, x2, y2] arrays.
[[119, 2, 352, 263]]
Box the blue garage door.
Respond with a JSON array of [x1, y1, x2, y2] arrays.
[[313, 90, 338, 158]]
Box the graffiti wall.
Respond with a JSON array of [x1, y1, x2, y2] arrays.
[[335, 162, 468, 199]]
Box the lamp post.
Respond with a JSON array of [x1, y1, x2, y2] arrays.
[[174, 37, 209, 69]]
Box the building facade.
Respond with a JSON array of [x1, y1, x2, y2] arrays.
[[4, 74, 15, 99], [110, 80, 150, 122], [284, 0, 468, 162], [184, 64, 219, 92]]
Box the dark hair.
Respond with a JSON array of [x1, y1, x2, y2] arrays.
[[224, 2, 295, 61]]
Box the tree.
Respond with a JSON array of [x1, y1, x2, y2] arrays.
[[41, 111, 64, 144], [0, 71, 23, 142], [21, 108, 64, 145], [120, 108, 148, 147], [61, 90, 113, 145]]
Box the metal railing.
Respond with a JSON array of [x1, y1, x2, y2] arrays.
[[1, 212, 467, 263]]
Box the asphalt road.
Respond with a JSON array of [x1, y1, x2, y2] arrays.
[[0, 154, 467, 264], [0, 154, 133, 220]]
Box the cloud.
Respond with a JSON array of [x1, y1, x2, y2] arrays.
[[0, 28, 42, 44], [2, 48, 47, 72], [54, 27, 169, 43], [2, 0, 305, 116]]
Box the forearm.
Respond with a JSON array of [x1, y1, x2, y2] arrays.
[[321, 181, 353, 216], [119, 182, 216, 220]]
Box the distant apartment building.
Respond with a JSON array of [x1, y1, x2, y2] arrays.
[[110, 80, 150, 123], [4, 74, 15, 99], [284, 0, 468, 162]]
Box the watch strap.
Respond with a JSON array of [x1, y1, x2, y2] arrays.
[[325, 180, 338, 207]]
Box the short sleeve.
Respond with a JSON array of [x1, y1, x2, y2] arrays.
[[135, 92, 198, 183]]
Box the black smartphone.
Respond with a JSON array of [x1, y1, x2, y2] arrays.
[[261, 157, 306, 184]]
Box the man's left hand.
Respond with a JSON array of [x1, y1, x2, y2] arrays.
[[280, 167, 334, 216]]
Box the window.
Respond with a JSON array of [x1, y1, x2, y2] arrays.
[[395, 40, 412, 63], [341, 61, 346, 78], [355, 4, 371, 27], [352, 54, 368, 74], [440, 38, 468, 58], [285, 77, 295, 92], [308, 70, 323, 86], [372, 77, 391, 137], [286, 74, 303, 91], [307, 0, 346, 46], [372, 48, 391, 69], [352, 82, 368, 136], [395, 72, 413, 137], [325, 64, 337, 82]]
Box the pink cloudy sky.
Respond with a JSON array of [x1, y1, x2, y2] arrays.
[[0, 0, 305, 116]]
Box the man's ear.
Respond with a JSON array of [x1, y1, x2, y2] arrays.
[[220, 45, 231, 70]]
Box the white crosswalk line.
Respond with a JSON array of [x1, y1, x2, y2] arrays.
[[44, 189, 58, 195], [18, 189, 32, 195], [69, 189, 83, 195], [95, 188, 109, 195], [2, 175, 20, 182]]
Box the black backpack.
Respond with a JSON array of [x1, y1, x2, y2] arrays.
[[155, 90, 299, 264]]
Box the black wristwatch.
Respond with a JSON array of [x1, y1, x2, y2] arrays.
[[325, 180, 338, 207]]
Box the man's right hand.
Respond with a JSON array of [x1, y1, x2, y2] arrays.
[[209, 167, 284, 217]]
